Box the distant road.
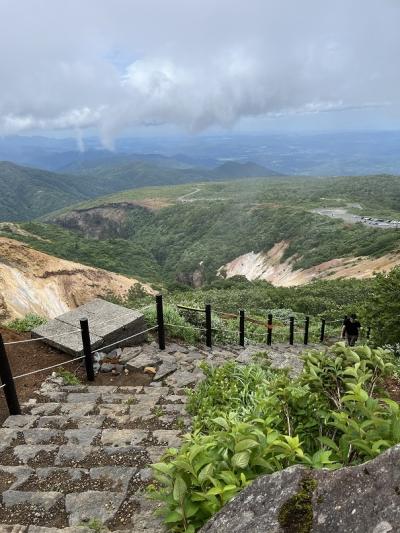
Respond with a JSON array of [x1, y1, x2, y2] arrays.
[[177, 187, 228, 203], [177, 188, 202, 202], [312, 207, 400, 229]]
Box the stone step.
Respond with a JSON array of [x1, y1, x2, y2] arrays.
[[35, 382, 169, 406], [0, 340, 263, 531]]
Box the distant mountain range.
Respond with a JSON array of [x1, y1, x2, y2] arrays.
[[0, 159, 280, 221], [2, 131, 400, 176]]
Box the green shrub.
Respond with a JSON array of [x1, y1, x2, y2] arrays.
[[362, 267, 400, 349], [6, 313, 47, 333], [186, 362, 279, 432], [143, 304, 199, 345], [151, 343, 400, 532]]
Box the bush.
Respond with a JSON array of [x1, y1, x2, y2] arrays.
[[362, 267, 400, 350], [151, 343, 400, 532], [6, 313, 47, 333], [143, 304, 200, 345]]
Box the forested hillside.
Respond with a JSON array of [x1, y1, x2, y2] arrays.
[[1, 176, 399, 287], [0, 159, 277, 221], [0, 161, 89, 221]]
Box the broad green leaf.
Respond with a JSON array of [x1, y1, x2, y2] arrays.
[[235, 439, 259, 453], [232, 451, 250, 469], [198, 462, 214, 483], [218, 470, 238, 485], [213, 417, 229, 430], [152, 462, 173, 475], [165, 510, 183, 523], [266, 431, 280, 444], [184, 500, 200, 518], [173, 475, 187, 502], [207, 486, 223, 496]]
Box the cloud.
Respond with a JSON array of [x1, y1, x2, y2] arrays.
[[0, 0, 399, 143]]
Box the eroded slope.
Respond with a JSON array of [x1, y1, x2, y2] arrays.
[[0, 237, 154, 319], [221, 241, 400, 286]]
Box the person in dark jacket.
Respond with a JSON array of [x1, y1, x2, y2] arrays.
[[341, 314, 361, 346]]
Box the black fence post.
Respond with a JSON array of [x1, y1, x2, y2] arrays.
[[80, 318, 95, 382], [205, 304, 212, 348], [0, 334, 20, 415], [320, 319, 326, 343], [289, 317, 294, 345], [304, 316, 310, 345], [239, 310, 245, 347], [367, 326, 371, 339], [156, 294, 165, 350], [267, 314, 273, 346]]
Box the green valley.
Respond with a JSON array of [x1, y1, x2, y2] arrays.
[[1, 175, 399, 289]]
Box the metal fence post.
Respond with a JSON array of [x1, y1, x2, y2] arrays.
[[239, 310, 245, 347], [205, 304, 212, 348], [267, 314, 273, 346], [80, 318, 95, 381], [156, 294, 165, 350], [0, 334, 21, 415], [289, 317, 294, 345], [304, 316, 310, 345], [320, 318, 326, 343]]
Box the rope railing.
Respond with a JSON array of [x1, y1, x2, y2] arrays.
[[13, 355, 85, 381], [0, 301, 160, 416], [164, 323, 206, 331], [0, 294, 372, 418]]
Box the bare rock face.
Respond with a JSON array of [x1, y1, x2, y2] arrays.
[[200, 445, 400, 533]]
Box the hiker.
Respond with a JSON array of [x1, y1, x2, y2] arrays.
[[341, 314, 361, 346]]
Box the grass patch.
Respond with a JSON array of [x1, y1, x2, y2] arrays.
[[6, 313, 47, 333]]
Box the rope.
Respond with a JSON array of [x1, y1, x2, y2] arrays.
[[8, 320, 159, 380], [176, 305, 205, 313], [13, 355, 85, 380], [92, 326, 158, 353], [213, 327, 237, 335], [3, 303, 155, 346], [164, 323, 206, 331], [4, 328, 83, 345]]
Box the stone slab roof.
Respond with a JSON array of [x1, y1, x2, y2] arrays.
[[32, 298, 146, 356]]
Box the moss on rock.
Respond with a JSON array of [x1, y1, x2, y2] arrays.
[[278, 476, 317, 533]]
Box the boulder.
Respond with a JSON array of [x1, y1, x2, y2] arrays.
[[200, 445, 400, 533]]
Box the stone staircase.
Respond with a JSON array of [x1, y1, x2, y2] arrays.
[[0, 339, 318, 532], [0, 375, 189, 532]]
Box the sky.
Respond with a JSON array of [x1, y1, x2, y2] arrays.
[[0, 0, 400, 146]]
